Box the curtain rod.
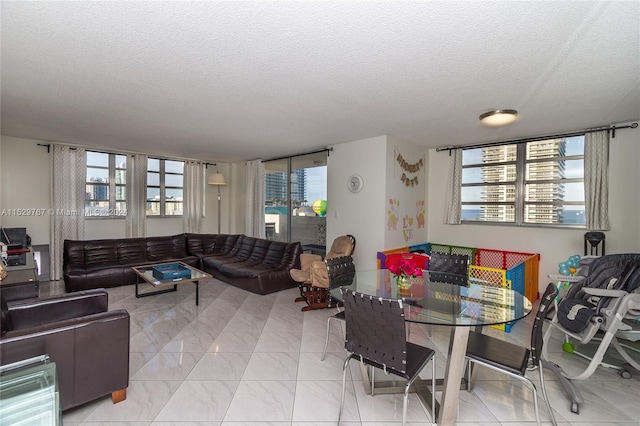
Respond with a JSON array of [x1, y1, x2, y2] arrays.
[[36, 143, 218, 163], [261, 147, 333, 163], [436, 122, 638, 153]]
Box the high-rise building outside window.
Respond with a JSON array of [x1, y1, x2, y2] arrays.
[[461, 136, 585, 226], [146, 158, 184, 217], [85, 152, 127, 218]]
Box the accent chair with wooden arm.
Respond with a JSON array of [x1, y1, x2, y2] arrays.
[[290, 234, 356, 311]]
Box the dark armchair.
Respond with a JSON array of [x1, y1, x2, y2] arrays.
[[0, 289, 130, 411]]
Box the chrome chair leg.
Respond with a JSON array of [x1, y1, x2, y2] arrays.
[[337, 353, 351, 425], [321, 315, 333, 361]]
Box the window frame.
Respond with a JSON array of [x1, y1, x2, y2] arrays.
[[146, 158, 184, 218], [460, 137, 586, 228], [85, 152, 127, 219]]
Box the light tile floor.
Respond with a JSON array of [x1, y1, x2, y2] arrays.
[[51, 279, 640, 425]]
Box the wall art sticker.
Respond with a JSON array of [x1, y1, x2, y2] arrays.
[[416, 200, 425, 228], [387, 198, 399, 230]]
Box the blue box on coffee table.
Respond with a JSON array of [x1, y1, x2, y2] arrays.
[[152, 264, 192, 280]]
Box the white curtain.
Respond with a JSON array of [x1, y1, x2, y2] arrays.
[[584, 130, 610, 231], [50, 144, 86, 281], [245, 160, 265, 238], [443, 148, 462, 224], [183, 160, 205, 233], [125, 153, 147, 237]]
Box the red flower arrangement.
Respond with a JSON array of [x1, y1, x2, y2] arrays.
[[385, 254, 425, 280]]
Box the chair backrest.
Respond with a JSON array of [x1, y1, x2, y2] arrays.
[[429, 253, 469, 274], [530, 283, 558, 365], [428, 253, 470, 285], [326, 255, 356, 290], [326, 235, 356, 259], [340, 288, 408, 374]]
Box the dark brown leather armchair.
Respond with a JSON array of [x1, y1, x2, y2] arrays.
[[0, 289, 130, 411]]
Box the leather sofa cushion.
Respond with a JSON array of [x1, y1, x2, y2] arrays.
[[146, 235, 188, 261], [117, 238, 147, 264], [84, 240, 118, 268], [186, 233, 241, 256], [232, 236, 258, 261]]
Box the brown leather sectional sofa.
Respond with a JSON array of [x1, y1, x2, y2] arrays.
[[63, 233, 302, 295]]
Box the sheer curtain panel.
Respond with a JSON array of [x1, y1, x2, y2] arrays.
[[443, 148, 462, 224], [125, 153, 147, 237], [183, 160, 205, 233], [50, 144, 86, 281], [584, 130, 610, 231], [245, 160, 265, 238]]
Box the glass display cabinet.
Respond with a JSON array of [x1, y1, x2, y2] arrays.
[[0, 355, 61, 425]]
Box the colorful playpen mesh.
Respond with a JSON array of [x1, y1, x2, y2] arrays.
[[468, 265, 508, 288], [468, 264, 514, 331]]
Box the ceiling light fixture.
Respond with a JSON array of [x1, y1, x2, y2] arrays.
[[479, 109, 518, 126]]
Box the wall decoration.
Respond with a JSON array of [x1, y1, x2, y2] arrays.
[[400, 173, 419, 187], [402, 214, 414, 242], [395, 148, 424, 187], [387, 198, 399, 230], [416, 200, 425, 228]]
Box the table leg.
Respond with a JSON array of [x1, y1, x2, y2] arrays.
[[438, 326, 470, 426], [135, 276, 178, 299], [194, 280, 199, 306]]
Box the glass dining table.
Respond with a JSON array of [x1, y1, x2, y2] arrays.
[[329, 269, 533, 426]]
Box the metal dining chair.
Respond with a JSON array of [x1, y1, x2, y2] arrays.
[[337, 288, 436, 425], [465, 283, 558, 426], [320, 255, 355, 361]]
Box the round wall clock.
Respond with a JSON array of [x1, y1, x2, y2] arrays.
[[347, 174, 364, 193]]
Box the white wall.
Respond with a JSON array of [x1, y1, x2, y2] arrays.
[[327, 136, 387, 269], [427, 121, 640, 295], [385, 136, 428, 249], [0, 136, 51, 244]]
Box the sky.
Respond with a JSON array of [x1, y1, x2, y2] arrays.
[[305, 166, 327, 202]]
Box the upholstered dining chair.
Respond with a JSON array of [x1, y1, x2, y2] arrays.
[[337, 288, 436, 426], [465, 283, 558, 426], [290, 234, 355, 311], [320, 255, 355, 361]]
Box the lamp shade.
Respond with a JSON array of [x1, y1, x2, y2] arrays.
[[479, 109, 518, 126], [207, 173, 226, 185]]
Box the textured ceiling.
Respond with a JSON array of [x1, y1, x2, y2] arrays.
[[1, 1, 639, 162]]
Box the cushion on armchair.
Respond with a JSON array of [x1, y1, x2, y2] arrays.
[[290, 253, 323, 283]]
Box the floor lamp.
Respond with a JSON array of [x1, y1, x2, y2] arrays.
[[207, 172, 226, 234]]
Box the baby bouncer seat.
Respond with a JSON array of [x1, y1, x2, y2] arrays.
[[542, 253, 640, 414]]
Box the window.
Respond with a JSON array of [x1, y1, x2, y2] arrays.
[[85, 152, 127, 217], [461, 136, 585, 226], [147, 159, 184, 216], [264, 151, 328, 244]]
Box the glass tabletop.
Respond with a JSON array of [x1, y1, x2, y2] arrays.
[[329, 269, 532, 327], [132, 261, 210, 287]]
